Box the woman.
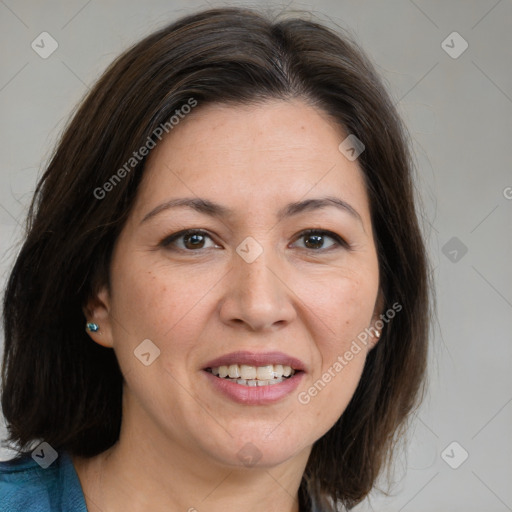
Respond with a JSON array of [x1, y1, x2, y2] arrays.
[[0, 7, 429, 511]]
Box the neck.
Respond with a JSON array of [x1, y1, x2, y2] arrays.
[[73, 400, 310, 512]]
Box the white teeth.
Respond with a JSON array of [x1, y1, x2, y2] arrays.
[[223, 377, 286, 387], [256, 365, 274, 380], [273, 364, 284, 377], [228, 364, 240, 378], [240, 365, 257, 380], [209, 363, 297, 385]]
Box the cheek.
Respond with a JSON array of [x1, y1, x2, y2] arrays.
[[110, 258, 208, 338], [298, 269, 378, 347], [107, 260, 208, 407], [108, 256, 224, 380], [294, 271, 376, 424], [297, 325, 368, 440]]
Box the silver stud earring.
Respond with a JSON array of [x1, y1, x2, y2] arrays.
[[375, 330, 381, 338], [86, 322, 99, 333]]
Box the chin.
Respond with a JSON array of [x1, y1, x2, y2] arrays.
[[212, 429, 308, 470]]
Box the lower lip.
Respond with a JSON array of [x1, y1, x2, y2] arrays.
[[202, 370, 304, 405]]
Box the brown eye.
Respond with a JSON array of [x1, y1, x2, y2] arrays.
[[183, 232, 206, 249], [161, 229, 219, 251], [291, 229, 346, 251], [303, 234, 324, 249]]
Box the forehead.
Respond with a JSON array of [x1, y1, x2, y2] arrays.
[[133, 99, 370, 222]]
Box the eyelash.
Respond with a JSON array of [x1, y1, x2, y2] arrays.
[[295, 229, 349, 251], [160, 228, 348, 252]]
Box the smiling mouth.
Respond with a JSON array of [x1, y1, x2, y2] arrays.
[[205, 363, 299, 387]]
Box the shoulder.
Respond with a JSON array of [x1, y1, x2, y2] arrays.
[[0, 453, 49, 511], [0, 450, 87, 512]]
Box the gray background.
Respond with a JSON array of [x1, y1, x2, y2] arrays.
[[1, 1, 511, 510]]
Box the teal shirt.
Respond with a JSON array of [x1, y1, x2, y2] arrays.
[[1, 451, 324, 511], [0, 451, 87, 511]]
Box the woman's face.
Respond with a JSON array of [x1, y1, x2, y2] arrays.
[[89, 99, 381, 469]]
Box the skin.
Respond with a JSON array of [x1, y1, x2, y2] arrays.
[[75, 99, 382, 512]]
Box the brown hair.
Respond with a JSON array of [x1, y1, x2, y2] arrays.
[[1, 7, 429, 510]]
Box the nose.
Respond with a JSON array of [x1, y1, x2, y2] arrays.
[[218, 249, 297, 332]]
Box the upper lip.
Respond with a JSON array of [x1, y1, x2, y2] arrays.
[[203, 351, 306, 372]]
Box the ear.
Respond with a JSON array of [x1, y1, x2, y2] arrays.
[[368, 289, 385, 350], [83, 285, 114, 348]]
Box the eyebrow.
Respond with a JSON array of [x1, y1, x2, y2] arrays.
[[277, 197, 362, 223], [141, 197, 231, 224], [140, 196, 362, 224]]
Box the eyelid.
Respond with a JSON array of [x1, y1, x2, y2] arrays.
[[160, 228, 220, 249], [160, 228, 349, 252], [291, 229, 350, 250]]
